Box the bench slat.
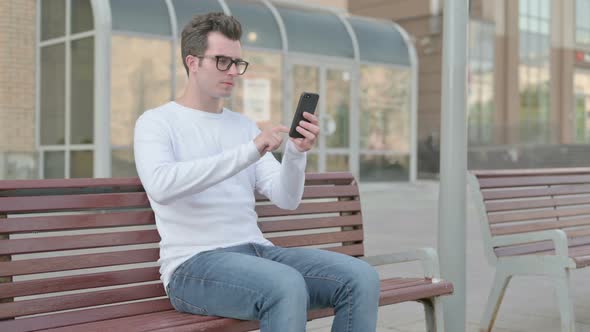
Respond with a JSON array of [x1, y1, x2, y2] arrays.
[[258, 215, 362, 233], [482, 184, 590, 200], [0, 298, 173, 332], [0, 229, 160, 255], [490, 218, 590, 236], [0, 267, 160, 299], [488, 206, 590, 224], [485, 196, 590, 212], [323, 243, 364, 256], [256, 201, 361, 218], [21, 278, 451, 332], [0, 172, 354, 191], [494, 235, 590, 257], [0, 248, 159, 277], [379, 280, 454, 306], [268, 230, 363, 247], [477, 174, 590, 189], [256, 185, 359, 201], [0, 192, 150, 214], [0, 283, 166, 320], [0, 210, 155, 234]]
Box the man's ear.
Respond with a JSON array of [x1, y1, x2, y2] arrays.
[[186, 55, 198, 74]]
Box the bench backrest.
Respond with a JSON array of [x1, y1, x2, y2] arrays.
[[469, 168, 590, 264], [0, 172, 363, 324]]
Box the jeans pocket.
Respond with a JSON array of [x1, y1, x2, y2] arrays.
[[171, 296, 209, 316]]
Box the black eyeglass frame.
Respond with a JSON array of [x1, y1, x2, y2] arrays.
[[196, 55, 249, 75]]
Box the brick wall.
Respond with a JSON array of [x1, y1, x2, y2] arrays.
[[0, 0, 37, 179]]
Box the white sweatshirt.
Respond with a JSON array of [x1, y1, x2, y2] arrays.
[[133, 101, 307, 288]]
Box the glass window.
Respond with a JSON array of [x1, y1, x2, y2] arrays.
[[111, 36, 172, 148], [71, 37, 94, 145], [40, 43, 66, 146], [574, 70, 590, 142], [325, 69, 350, 148], [468, 21, 495, 146], [41, 0, 66, 40], [71, 0, 94, 34], [226, 0, 282, 49], [232, 50, 282, 125], [518, 0, 551, 143], [276, 6, 354, 58], [70, 150, 93, 178], [173, 0, 225, 35], [576, 0, 590, 45], [112, 149, 137, 177], [110, 0, 171, 36], [359, 65, 411, 181], [44, 151, 65, 178], [292, 65, 319, 172], [326, 155, 349, 172], [348, 17, 410, 65]]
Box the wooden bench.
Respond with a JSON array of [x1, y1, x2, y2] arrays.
[[0, 172, 453, 332], [469, 168, 590, 332]]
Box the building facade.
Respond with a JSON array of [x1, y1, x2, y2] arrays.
[[0, 0, 418, 182], [351, 0, 590, 176]]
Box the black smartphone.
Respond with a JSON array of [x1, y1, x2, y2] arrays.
[[289, 92, 319, 138]]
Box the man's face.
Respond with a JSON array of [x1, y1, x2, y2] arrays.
[[189, 31, 243, 99]]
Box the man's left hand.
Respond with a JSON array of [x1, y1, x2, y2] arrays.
[[290, 112, 320, 152]]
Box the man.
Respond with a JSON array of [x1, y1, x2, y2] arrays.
[[134, 12, 379, 332]]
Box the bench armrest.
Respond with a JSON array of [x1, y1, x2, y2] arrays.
[[361, 247, 441, 280], [491, 229, 569, 257]]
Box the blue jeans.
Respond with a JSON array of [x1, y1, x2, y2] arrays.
[[166, 243, 380, 332]]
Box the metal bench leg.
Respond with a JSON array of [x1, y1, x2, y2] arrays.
[[422, 297, 445, 332], [554, 270, 576, 332], [479, 268, 511, 332]]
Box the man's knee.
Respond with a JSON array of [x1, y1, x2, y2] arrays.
[[265, 271, 310, 308], [346, 259, 380, 297]]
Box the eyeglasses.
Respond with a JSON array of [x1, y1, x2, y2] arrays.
[[197, 55, 249, 75]]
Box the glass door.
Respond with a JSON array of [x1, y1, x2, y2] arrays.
[[574, 69, 590, 142], [289, 61, 352, 173]]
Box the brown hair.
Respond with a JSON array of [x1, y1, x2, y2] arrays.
[[180, 12, 242, 75]]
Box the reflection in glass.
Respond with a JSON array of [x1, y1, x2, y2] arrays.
[[360, 154, 409, 182], [468, 21, 494, 145], [41, 44, 66, 145], [232, 51, 282, 125], [348, 17, 409, 65], [71, 37, 94, 144], [112, 149, 137, 177], [576, 0, 590, 45], [173, 0, 224, 35], [292, 65, 319, 122], [70, 150, 93, 178], [326, 154, 348, 172], [306, 153, 318, 173], [574, 71, 590, 142], [111, 36, 172, 148], [326, 70, 350, 148], [110, 0, 171, 36], [71, 0, 94, 34], [276, 6, 353, 58], [518, 0, 551, 143], [360, 65, 410, 153], [41, 0, 65, 40], [44, 151, 65, 179], [226, 0, 282, 49]]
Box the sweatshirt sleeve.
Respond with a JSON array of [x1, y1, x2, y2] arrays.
[[134, 113, 261, 205], [254, 138, 307, 210]]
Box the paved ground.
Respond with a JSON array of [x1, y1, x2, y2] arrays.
[[304, 181, 590, 332]]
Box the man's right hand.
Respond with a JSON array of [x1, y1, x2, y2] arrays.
[[254, 125, 289, 156]]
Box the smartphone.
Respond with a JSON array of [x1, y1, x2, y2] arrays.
[[289, 92, 319, 138]]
